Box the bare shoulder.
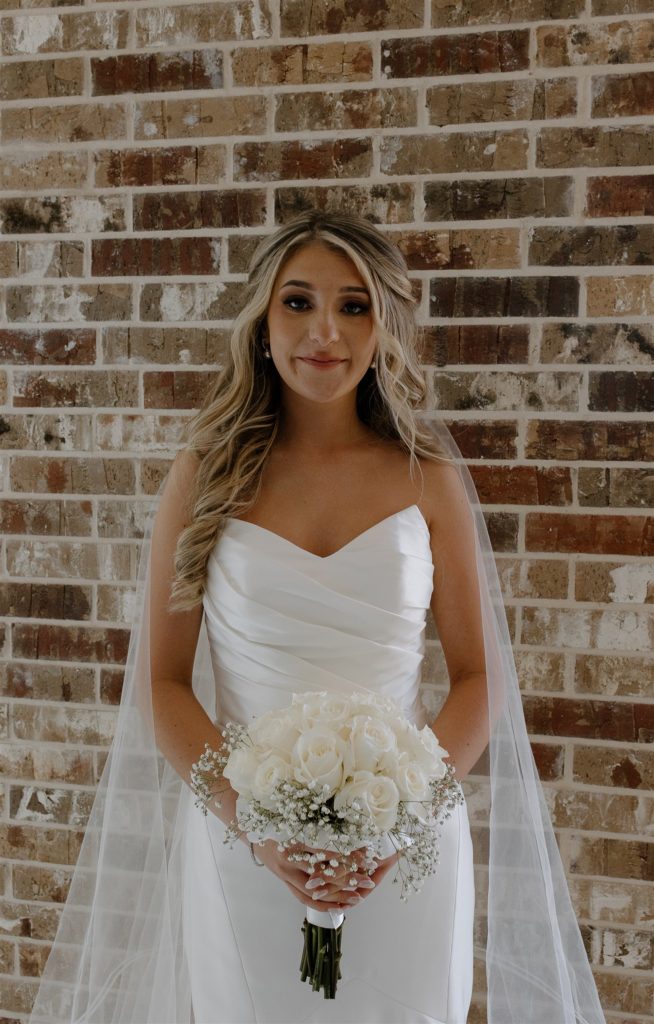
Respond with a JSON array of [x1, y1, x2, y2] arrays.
[[416, 455, 472, 545], [163, 448, 201, 526], [170, 447, 201, 486]]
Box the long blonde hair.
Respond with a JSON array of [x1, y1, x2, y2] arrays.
[[170, 208, 452, 611]]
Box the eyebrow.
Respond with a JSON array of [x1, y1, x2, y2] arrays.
[[280, 279, 370, 296]]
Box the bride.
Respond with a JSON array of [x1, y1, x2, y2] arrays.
[[28, 208, 606, 1024]]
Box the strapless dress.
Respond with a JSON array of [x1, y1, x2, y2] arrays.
[[182, 505, 475, 1023]]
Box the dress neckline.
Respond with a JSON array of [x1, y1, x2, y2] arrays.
[[224, 503, 429, 561]]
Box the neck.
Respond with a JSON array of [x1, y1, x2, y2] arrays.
[[276, 394, 373, 456]]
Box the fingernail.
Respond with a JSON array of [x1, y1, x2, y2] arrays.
[[305, 878, 324, 889], [311, 890, 328, 900], [359, 880, 375, 888]]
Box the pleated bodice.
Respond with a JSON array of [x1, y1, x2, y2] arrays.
[[202, 504, 435, 729]]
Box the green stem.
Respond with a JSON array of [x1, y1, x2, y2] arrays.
[[299, 919, 344, 999]]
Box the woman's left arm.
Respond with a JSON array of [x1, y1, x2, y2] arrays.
[[422, 461, 491, 783]]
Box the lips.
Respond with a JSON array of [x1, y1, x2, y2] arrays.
[[299, 357, 343, 366]]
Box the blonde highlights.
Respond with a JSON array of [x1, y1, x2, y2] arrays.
[[170, 209, 452, 612]]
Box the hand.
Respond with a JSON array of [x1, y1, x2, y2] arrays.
[[254, 839, 399, 913]]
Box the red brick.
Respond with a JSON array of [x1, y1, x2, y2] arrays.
[[92, 49, 223, 96], [587, 174, 654, 217], [523, 696, 651, 742], [133, 188, 266, 231], [420, 324, 529, 365], [447, 419, 518, 460], [9, 457, 136, 495], [430, 275, 579, 318], [281, 0, 423, 34], [12, 623, 129, 665], [525, 512, 653, 556], [0, 499, 92, 536], [0, 583, 91, 620], [3, 663, 95, 703], [470, 465, 572, 505], [589, 371, 654, 412], [233, 138, 372, 182], [92, 237, 221, 276], [526, 420, 654, 461], [531, 742, 565, 781], [0, 329, 95, 364], [12, 371, 138, 408], [382, 30, 529, 79], [143, 370, 216, 409], [95, 144, 225, 188], [592, 71, 654, 118]]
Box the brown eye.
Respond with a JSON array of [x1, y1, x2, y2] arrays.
[[283, 297, 310, 310]]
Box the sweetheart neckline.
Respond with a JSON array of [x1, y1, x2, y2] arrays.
[[223, 503, 430, 561]]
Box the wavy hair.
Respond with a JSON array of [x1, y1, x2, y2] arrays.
[[170, 208, 453, 611]]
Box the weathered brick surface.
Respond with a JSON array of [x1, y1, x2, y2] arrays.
[[133, 189, 267, 231], [235, 138, 373, 181], [2, 663, 95, 703], [587, 174, 654, 217], [425, 176, 574, 220], [94, 144, 227, 189], [0, 195, 126, 233], [91, 50, 224, 97], [2, 2, 653, 1019], [232, 41, 373, 85], [134, 2, 273, 47], [382, 31, 530, 78], [143, 371, 215, 408], [102, 325, 229, 364], [281, 0, 422, 34], [430, 0, 585, 25], [0, 57, 84, 101], [274, 184, 416, 225], [92, 237, 222, 277], [0, 413, 92, 451], [275, 87, 418, 131], [134, 94, 267, 142], [9, 457, 136, 494], [0, 499, 92, 536], [1, 103, 128, 144], [12, 371, 138, 408]]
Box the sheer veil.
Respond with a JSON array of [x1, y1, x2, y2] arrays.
[[26, 413, 606, 1024]]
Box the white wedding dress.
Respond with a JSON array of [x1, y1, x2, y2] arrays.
[[182, 504, 475, 1024]]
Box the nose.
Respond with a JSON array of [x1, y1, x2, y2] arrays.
[[309, 309, 340, 347]]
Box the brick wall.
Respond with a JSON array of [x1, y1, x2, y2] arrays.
[[1, 1, 653, 1020]]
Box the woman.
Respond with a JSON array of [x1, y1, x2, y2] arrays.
[[28, 210, 605, 1024]]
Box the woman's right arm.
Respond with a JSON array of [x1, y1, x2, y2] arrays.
[[148, 450, 242, 826]]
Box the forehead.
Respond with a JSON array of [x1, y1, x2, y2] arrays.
[[275, 241, 365, 285]]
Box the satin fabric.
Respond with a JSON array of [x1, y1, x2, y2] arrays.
[[182, 504, 475, 1024]]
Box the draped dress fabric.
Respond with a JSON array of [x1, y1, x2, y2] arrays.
[[182, 504, 475, 1024]]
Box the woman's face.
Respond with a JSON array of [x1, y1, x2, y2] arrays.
[[264, 241, 377, 403]]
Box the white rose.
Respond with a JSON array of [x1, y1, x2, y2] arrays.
[[291, 727, 347, 798], [250, 754, 293, 810], [334, 770, 399, 832], [395, 760, 432, 803], [248, 709, 300, 759], [350, 692, 399, 720], [349, 714, 398, 773], [296, 692, 352, 733], [222, 746, 260, 800], [398, 723, 449, 779]]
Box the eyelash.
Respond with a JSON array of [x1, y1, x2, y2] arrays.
[[282, 296, 370, 316]]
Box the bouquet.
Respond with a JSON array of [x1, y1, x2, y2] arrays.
[[190, 690, 464, 999]]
